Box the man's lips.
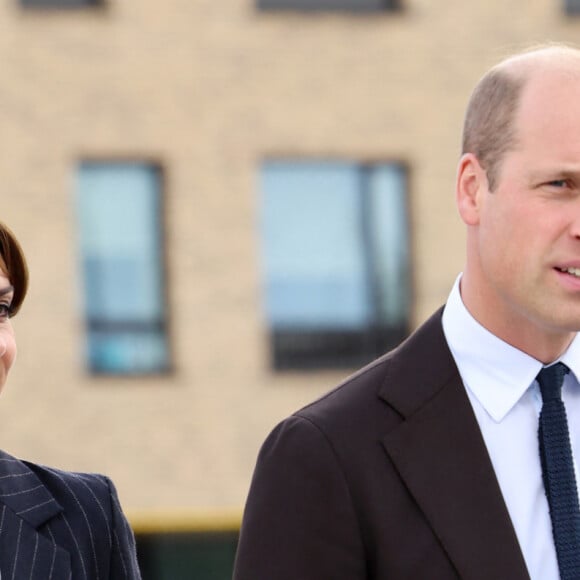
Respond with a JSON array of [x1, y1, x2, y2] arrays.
[[556, 266, 580, 278]]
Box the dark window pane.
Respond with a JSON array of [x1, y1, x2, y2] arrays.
[[136, 531, 238, 580], [257, 0, 395, 11], [271, 325, 408, 370], [20, 0, 101, 7]]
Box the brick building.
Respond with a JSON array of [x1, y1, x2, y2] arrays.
[[0, 0, 578, 576]]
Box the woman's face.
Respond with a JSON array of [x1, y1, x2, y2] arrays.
[[0, 272, 16, 390]]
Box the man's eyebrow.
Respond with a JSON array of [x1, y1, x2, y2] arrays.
[[0, 286, 14, 297], [532, 167, 580, 179]]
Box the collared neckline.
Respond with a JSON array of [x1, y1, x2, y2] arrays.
[[557, 338, 580, 388], [442, 275, 580, 423]]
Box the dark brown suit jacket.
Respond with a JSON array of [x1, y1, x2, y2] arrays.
[[233, 308, 531, 579]]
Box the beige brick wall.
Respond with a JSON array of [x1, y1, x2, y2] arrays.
[[0, 0, 577, 523]]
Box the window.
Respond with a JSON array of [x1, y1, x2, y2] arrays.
[[20, 0, 101, 7], [260, 160, 410, 371], [565, 0, 580, 13], [257, 0, 396, 11], [136, 531, 238, 580], [76, 161, 169, 375]]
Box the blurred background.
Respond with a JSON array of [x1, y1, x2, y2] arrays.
[[0, 0, 578, 577]]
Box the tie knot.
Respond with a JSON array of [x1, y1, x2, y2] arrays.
[[537, 362, 570, 402]]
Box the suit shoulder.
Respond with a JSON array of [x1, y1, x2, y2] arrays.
[[5, 455, 141, 578], [298, 351, 392, 417], [22, 460, 115, 527], [24, 461, 110, 498], [290, 307, 448, 434], [284, 352, 399, 450]]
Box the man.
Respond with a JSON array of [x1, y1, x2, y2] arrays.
[[233, 45, 580, 579]]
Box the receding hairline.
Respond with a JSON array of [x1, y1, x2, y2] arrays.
[[485, 44, 580, 139], [492, 44, 580, 76], [461, 43, 580, 190]]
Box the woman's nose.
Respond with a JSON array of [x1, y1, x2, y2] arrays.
[[0, 336, 9, 357]]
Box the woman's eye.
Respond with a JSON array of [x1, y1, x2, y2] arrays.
[[0, 304, 13, 320]]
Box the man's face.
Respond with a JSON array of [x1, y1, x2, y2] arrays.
[[461, 66, 580, 354]]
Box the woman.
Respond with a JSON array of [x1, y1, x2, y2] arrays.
[[0, 223, 141, 579]]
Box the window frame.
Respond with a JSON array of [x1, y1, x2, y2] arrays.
[[19, 0, 104, 9], [565, 0, 580, 14], [256, 0, 398, 11], [259, 157, 412, 372], [76, 158, 172, 377]]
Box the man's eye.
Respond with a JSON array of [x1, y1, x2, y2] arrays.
[[548, 179, 569, 188]]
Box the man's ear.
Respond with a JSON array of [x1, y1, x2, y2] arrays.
[[456, 153, 488, 226]]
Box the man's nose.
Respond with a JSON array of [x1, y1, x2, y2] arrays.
[[571, 205, 580, 239]]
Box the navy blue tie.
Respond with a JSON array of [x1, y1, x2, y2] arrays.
[[538, 363, 580, 580]]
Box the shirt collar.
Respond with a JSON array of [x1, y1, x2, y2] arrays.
[[559, 337, 580, 385], [442, 275, 580, 422]]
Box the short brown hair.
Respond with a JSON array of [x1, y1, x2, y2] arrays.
[[461, 67, 524, 191], [0, 223, 28, 317]]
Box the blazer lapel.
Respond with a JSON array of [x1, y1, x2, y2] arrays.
[[0, 452, 71, 579], [380, 309, 530, 580]]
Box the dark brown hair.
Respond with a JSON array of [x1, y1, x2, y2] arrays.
[[462, 67, 525, 191], [0, 223, 28, 317]]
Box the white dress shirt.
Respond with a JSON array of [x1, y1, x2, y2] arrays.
[[442, 275, 580, 580]]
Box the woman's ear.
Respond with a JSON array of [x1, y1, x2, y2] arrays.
[[456, 153, 489, 226]]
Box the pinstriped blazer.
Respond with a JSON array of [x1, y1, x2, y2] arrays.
[[0, 449, 141, 579]]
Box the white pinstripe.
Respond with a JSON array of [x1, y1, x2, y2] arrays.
[[16, 497, 57, 516], [74, 476, 112, 547], [0, 505, 5, 580], [0, 472, 33, 480], [45, 525, 57, 580], [0, 455, 140, 579], [10, 519, 22, 580], [49, 471, 100, 580], [0, 505, 6, 536], [61, 512, 88, 580], [28, 533, 38, 580], [0, 484, 43, 497], [113, 528, 129, 576], [75, 473, 109, 489]]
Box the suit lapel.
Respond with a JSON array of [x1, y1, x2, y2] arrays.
[[380, 309, 530, 580], [0, 451, 71, 579]]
